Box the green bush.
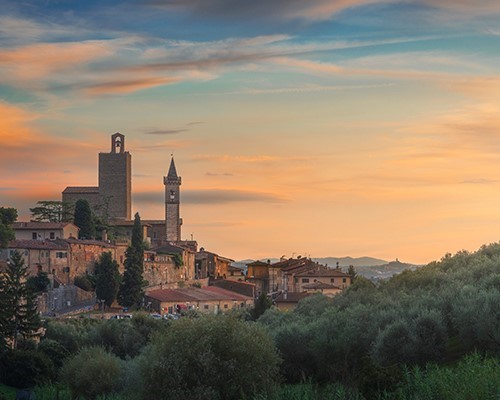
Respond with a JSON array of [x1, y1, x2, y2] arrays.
[[380, 353, 500, 400], [60, 346, 122, 400], [139, 315, 280, 400], [0, 350, 54, 389], [74, 275, 95, 292]]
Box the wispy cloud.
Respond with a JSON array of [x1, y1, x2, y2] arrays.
[[206, 172, 234, 176], [145, 129, 188, 135], [134, 188, 288, 204], [192, 154, 310, 163], [145, 0, 388, 22]]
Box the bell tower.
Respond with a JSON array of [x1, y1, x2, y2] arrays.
[[164, 156, 182, 242], [98, 132, 131, 220]]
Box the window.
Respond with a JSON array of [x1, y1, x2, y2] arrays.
[[32, 232, 37, 240], [50, 232, 55, 239], [204, 305, 209, 310], [224, 304, 228, 309], [331, 278, 335, 283], [302, 278, 309, 283], [342, 277, 347, 283], [56, 252, 67, 259]]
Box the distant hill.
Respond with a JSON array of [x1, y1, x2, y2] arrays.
[[353, 260, 421, 281], [233, 257, 420, 281]]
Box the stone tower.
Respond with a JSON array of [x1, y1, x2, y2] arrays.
[[98, 133, 132, 220], [164, 157, 182, 242]]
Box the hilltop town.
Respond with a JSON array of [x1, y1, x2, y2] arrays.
[[0, 133, 354, 316]]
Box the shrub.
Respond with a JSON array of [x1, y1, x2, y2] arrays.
[[140, 315, 280, 400], [74, 275, 94, 292], [0, 350, 54, 388], [60, 346, 122, 400]]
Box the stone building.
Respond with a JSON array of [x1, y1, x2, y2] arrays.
[[195, 248, 234, 279], [12, 222, 79, 241], [1, 240, 71, 284], [164, 157, 182, 242], [62, 132, 131, 221], [145, 286, 253, 315]]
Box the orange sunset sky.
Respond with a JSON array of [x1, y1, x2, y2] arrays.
[[2, 1, 500, 263]]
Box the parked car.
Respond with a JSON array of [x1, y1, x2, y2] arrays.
[[150, 313, 162, 319], [110, 314, 133, 320], [163, 313, 180, 320]]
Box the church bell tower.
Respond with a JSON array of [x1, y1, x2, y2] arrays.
[[164, 157, 182, 242]]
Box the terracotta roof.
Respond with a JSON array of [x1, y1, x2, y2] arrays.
[[228, 265, 244, 272], [64, 238, 115, 248], [154, 243, 184, 254], [274, 292, 311, 303], [247, 260, 269, 267], [295, 268, 350, 278], [13, 222, 76, 230], [146, 289, 196, 303], [302, 282, 341, 290], [8, 239, 69, 250], [145, 287, 252, 303], [141, 220, 166, 225], [62, 186, 99, 194], [202, 286, 252, 301]]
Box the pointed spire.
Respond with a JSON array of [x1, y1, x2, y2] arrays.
[[167, 156, 178, 179]]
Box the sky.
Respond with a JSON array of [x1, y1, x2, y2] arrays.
[[2, 0, 500, 264]]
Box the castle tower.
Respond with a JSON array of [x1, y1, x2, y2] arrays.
[[164, 157, 182, 242], [98, 133, 132, 220]]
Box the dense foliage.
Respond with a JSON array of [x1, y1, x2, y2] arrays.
[[0, 207, 17, 248], [29, 201, 73, 223], [118, 213, 144, 308], [0, 242, 498, 399], [258, 244, 500, 396], [0, 251, 41, 349], [139, 316, 280, 400], [74, 199, 96, 240], [94, 252, 120, 308]]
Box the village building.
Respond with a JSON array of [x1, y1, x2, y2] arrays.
[[226, 265, 245, 281], [12, 222, 79, 241], [294, 268, 351, 294], [196, 248, 234, 279], [0, 240, 71, 284], [145, 286, 253, 315], [273, 292, 312, 311], [246, 260, 271, 294], [62, 133, 131, 221]]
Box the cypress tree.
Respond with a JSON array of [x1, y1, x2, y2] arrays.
[[95, 252, 121, 308], [118, 213, 144, 308], [1, 250, 40, 348], [74, 199, 95, 239]]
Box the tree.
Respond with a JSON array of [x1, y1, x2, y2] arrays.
[[0, 207, 17, 248], [251, 292, 272, 320], [118, 213, 144, 308], [348, 265, 357, 279], [26, 271, 50, 293], [1, 250, 41, 349], [74, 199, 95, 239], [29, 200, 73, 223], [61, 346, 122, 400], [139, 316, 280, 400], [95, 252, 120, 308]]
